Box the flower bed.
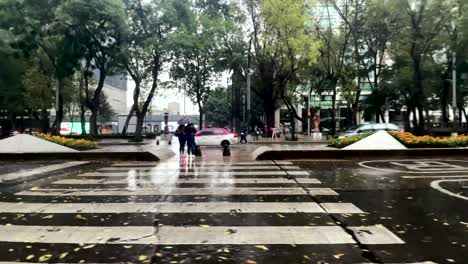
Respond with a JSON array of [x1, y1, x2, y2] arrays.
[[34, 133, 97, 150], [327, 133, 373, 148], [390, 132, 468, 148], [328, 131, 468, 149]]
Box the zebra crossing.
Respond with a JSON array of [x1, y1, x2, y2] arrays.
[[0, 159, 411, 263]]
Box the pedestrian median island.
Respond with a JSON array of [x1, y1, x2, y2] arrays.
[[0, 134, 167, 161], [256, 131, 468, 160]]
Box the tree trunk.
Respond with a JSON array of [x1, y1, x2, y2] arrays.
[[199, 109, 204, 130], [411, 106, 418, 132], [346, 104, 353, 127], [88, 69, 106, 138], [380, 111, 386, 124], [9, 112, 16, 133], [122, 105, 135, 135], [89, 111, 98, 139], [133, 113, 145, 142], [52, 79, 64, 135], [290, 115, 296, 141], [403, 108, 410, 132], [40, 109, 50, 133], [331, 83, 337, 136], [417, 105, 425, 135], [80, 102, 87, 136]]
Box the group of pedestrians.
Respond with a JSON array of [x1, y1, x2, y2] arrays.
[[175, 123, 197, 156]]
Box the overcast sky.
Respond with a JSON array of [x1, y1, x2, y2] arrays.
[[126, 71, 231, 115]]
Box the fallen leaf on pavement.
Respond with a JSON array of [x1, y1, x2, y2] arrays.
[[38, 254, 53, 262], [255, 245, 269, 251]]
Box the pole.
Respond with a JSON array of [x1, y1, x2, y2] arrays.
[[452, 51, 457, 137], [183, 83, 186, 116], [307, 95, 310, 137], [242, 94, 246, 125], [246, 71, 251, 127]]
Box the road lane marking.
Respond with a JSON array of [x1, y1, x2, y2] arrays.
[[112, 161, 293, 167], [0, 202, 365, 214], [402, 175, 468, 179], [359, 159, 468, 174], [321, 203, 366, 214], [0, 225, 403, 245], [98, 165, 302, 171], [53, 178, 322, 185], [430, 179, 468, 201], [79, 171, 306, 177], [349, 226, 405, 244], [15, 187, 339, 196], [0, 161, 88, 184]]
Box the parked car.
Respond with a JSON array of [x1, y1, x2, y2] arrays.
[[338, 123, 402, 138], [195, 128, 239, 146]]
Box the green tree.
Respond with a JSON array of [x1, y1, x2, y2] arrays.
[[61, 0, 127, 138], [122, 0, 181, 141], [205, 87, 231, 128], [170, 0, 225, 130]]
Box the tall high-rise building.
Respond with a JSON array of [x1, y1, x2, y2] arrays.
[[168, 102, 180, 115], [93, 70, 128, 115]]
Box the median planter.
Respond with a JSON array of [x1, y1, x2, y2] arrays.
[[34, 133, 97, 150], [328, 131, 468, 149]]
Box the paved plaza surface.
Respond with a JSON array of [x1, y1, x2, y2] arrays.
[[0, 145, 466, 263]]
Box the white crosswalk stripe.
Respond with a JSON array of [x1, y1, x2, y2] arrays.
[[79, 170, 310, 177], [0, 202, 363, 214], [52, 177, 322, 185], [16, 187, 339, 196], [1, 160, 409, 263], [0, 225, 403, 245]]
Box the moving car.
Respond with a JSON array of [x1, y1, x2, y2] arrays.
[[338, 123, 401, 138], [195, 128, 239, 146]]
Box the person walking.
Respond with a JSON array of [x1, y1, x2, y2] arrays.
[[175, 124, 186, 155], [271, 126, 277, 141], [253, 126, 259, 141], [184, 123, 197, 156], [240, 127, 248, 144]]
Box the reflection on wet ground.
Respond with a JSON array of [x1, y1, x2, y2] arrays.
[[0, 156, 466, 263]]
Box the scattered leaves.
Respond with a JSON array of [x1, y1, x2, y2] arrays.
[[277, 214, 285, 218], [138, 255, 148, 261], [26, 254, 35, 260], [59, 252, 69, 259], [333, 253, 345, 259], [38, 254, 53, 262], [255, 245, 269, 251]]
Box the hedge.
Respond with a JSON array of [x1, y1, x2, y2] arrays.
[[34, 133, 97, 150]]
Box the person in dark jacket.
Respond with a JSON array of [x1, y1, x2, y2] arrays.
[[184, 123, 197, 156], [175, 124, 186, 155], [240, 127, 248, 144]]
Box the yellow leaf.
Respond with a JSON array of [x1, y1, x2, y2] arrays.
[[200, 225, 210, 228], [277, 214, 285, 218], [123, 245, 133, 249], [333, 253, 345, 259], [26, 254, 35, 260], [255, 245, 269, 251], [83, 244, 95, 249], [246, 260, 257, 264], [154, 252, 163, 257], [30, 187, 40, 191], [59, 252, 69, 259], [42, 215, 54, 219], [75, 214, 87, 220], [223, 248, 230, 253], [303, 255, 310, 260], [138, 255, 148, 261], [39, 254, 53, 262]]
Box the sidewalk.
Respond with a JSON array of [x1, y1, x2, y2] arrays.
[[247, 133, 328, 144]]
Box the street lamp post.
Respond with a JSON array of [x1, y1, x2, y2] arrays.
[[246, 70, 251, 128], [452, 51, 458, 137]]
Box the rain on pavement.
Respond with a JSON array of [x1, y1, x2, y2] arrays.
[[0, 148, 467, 263]]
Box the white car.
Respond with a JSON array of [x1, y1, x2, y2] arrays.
[[195, 128, 239, 146]]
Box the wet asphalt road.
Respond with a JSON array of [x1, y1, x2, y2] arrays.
[[0, 156, 466, 264]]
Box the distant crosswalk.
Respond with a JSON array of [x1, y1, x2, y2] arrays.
[[0, 159, 410, 263]]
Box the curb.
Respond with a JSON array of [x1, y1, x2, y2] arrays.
[[255, 148, 468, 160], [0, 151, 160, 162]]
